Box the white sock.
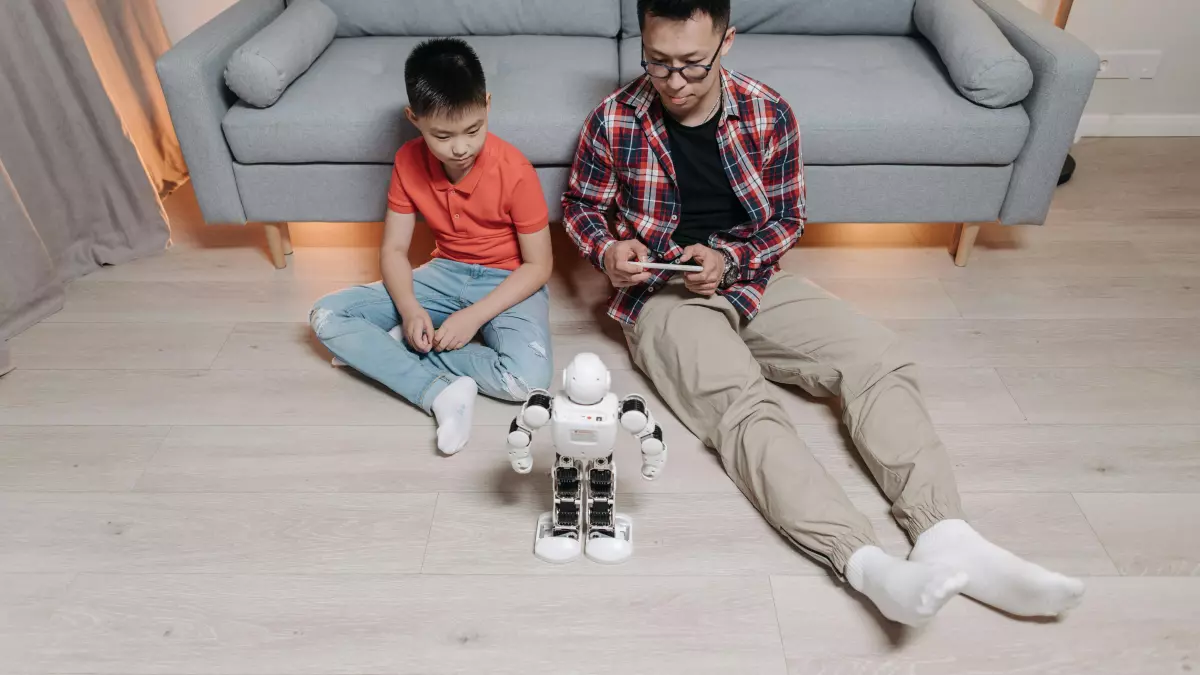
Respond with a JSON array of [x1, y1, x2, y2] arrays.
[[431, 377, 477, 455], [909, 519, 1085, 617], [845, 545, 968, 627]]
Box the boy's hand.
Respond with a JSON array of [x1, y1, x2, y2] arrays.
[[603, 239, 653, 288], [401, 307, 434, 353], [679, 244, 724, 297], [433, 308, 485, 352]]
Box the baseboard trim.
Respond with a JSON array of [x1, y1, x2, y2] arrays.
[[1078, 114, 1200, 137]]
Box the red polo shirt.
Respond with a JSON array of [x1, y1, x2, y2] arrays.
[[387, 133, 548, 271]]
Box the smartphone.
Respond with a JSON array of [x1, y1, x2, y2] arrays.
[[632, 261, 704, 272]]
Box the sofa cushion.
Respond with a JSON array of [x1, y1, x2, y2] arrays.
[[620, 0, 916, 37], [915, 0, 1033, 108], [223, 36, 618, 166], [225, 0, 337, 108], [313, 0, 620, 38], [619, 35, 1029, 166]]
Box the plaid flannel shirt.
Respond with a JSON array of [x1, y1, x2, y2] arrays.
[[562, 69, 806, 325]]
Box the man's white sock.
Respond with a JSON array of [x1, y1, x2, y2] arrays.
[[845, 545, 968, 626], [431, 377, 477, 455], [909, 519, 1085, 617]]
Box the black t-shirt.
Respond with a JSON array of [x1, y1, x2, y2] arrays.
[[663, 109, 750, 248]]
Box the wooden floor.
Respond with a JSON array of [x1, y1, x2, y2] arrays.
[[2, 138, 1199, 673]]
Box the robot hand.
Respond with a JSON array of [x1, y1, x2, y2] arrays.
[[506, 420, 533, 474], [619, 395, 668, 480], [506, 389, 554, 474]]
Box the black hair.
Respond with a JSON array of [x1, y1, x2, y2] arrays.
[[637, 0, 731, 31], [404, 37, 487, 118]]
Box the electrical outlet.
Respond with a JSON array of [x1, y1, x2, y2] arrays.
[[1096, 50, 1163, 79]]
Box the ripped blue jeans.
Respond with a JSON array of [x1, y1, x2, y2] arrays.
[[310, 258, 553, 414]]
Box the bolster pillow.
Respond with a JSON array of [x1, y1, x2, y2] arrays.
[[915, 0, 1035, 108], [224, 0, 337, 108]]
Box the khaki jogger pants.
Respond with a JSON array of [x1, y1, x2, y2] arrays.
[[622, 272, 964, 575]]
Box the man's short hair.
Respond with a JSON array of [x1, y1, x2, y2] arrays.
[[637, 0, 731, 31], [404, 37, 487, 118]]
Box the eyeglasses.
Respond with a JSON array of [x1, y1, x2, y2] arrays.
[[641, 29, 730, 82]]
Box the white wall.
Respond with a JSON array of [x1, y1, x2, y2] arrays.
[[1070, 1, 1200, 116], [155, 0, 238, 44], [1027, 0, 1200, 134]]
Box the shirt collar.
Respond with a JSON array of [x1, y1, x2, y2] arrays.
[[425, 133, 492, 195], [620, 69, 741, 122]]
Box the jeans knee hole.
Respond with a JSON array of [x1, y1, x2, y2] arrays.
[[310, 307, 335, 339]]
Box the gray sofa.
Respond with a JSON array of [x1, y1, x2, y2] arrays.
[[157, 0, 1098, 268]]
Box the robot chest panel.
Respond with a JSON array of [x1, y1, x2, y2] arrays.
[[551, 396, 619, 459]]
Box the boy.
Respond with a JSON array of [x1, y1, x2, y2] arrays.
[[310, 38, 554, 455]]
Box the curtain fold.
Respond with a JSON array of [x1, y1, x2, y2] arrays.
[[0, 0, 170, 340], [65, 0, 188, 196]]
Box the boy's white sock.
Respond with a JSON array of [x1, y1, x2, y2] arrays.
[[845, 545, 968, 627], [909, 519, 1085, 617], [431, 377, 477, 455]]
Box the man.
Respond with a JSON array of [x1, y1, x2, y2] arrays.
[[562, 0, 1084, 626]]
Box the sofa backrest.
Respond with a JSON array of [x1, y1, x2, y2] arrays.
[[620, 0, 916, 37], [307, 0, 621, 38]]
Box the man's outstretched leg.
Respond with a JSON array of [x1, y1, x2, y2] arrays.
[[743, 273, 1084, 618], [625, 282, 966, 626]]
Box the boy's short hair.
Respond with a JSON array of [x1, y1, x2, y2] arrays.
[[404, 37, 487, 118], [637, 0, 731, 31]]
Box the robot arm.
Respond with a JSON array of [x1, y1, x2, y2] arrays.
[[506, 389, 553, 473], [618, 394, 667, 480]]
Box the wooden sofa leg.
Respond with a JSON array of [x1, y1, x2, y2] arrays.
[[280, 222, 293, 256], [953, 222, 982, 267], [264, 222, 288, 269]]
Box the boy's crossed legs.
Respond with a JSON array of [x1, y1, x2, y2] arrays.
[[624, 273, 1084, 626], [310, 259, 553, 454]]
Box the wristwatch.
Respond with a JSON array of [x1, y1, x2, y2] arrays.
[[719, 250, 739, 289]]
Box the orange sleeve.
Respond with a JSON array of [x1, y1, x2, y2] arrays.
[[509, 163, 549, 234], [386, 153, 415, 214]]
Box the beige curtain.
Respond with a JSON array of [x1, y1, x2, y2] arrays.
[[65, 0, 188, 196], [0, 0, 170, 339]]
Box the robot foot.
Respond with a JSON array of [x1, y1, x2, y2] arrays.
[[585, 513, 633, 565], [533, 512, 582, 564]]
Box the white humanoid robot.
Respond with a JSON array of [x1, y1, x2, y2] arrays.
[[505, 352, 667, 564]]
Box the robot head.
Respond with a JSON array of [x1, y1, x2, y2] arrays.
[[562, 352, 611, 405]]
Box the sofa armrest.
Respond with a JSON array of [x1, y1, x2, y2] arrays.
[[975, 0, 1099, 225], [156, 0, 285, 224]]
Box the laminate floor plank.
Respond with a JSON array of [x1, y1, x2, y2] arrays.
[[7, 322, 234, 370], [887, 318, 1200, 368], [998, 367, 1200, 424], [0, 426, 169, 492], [18, 574, 788, 675], [0, 493, 437, 574], [1074, 493, 1200, 576]]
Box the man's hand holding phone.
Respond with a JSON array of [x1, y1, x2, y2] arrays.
[[602, 239, 653, 288], [679, 244, 725, 297]]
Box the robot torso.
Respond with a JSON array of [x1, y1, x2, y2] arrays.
[[550, 392, 620, 460]]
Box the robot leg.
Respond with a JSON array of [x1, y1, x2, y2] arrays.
[[583, 454, 633, 564], [533, 453, 583, 563]]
